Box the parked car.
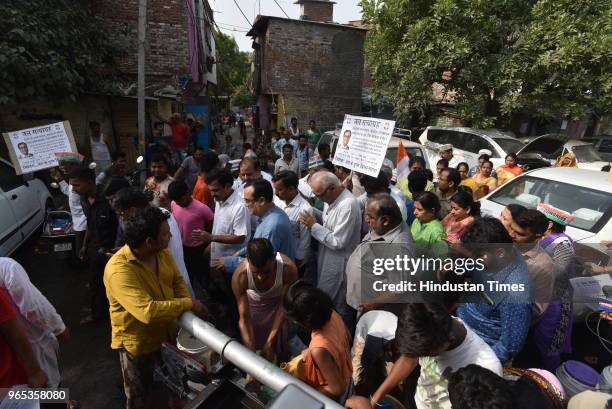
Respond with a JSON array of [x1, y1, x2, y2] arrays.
[[418, 127, 525, 170], [318, 129, 438, 170], [517, 134, 610, 171], [0, 158, 53, 256], [479, 167, 612, 242], [582, 135, 612, 162]]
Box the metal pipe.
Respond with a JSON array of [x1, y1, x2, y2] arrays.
[[177, 312, 345, 409]]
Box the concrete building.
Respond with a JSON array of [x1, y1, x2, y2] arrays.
[[247, 0, 366, 131]]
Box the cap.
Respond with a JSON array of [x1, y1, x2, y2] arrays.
[[308, 154, 325, 169], [244, 149, 257, 159], [439, 144, 453, 152], [537, 203, 576, 226], [54, 152, 84, 163], [478, 149, 492, 156], [381, 158, 394, 177]]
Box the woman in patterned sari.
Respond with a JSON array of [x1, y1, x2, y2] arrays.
[[496, 153, 523, 186]]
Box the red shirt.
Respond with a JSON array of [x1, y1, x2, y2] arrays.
[[0, 288, 28, 388], [192, 176, 213, 208], [170, 122, 190, 149]]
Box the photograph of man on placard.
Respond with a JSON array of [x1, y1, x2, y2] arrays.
[[340, 129, 352, 150]]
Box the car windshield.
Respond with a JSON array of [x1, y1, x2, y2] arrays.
[[493, 138, 525, 155], [488, 176, 611, 232], [571, 144, 603, 162]]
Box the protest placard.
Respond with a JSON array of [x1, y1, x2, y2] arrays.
[[332, 115, 396, 177], [2, 121, 77, 175]]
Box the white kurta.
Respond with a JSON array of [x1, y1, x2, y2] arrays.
[[310, 189, 361, 320], [160, 209, 195, 298], [274, 194, 314, 261], [0, 258, 66, 387]]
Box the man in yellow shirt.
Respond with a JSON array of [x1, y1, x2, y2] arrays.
[[104, 206, 206, 409]]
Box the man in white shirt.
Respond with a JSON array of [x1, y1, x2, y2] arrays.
[[232, 158, 273, 198], [200, 168, 250, 263], [89, 121, 112, 174], [273, 129, 299, 158], [351, 303, 501, 409], [50, 152, 88, 259], [298, 171, 361, 329], [272, 170, 315, 283], [0, 258, 70, 387], [274, 144, 300, 175]]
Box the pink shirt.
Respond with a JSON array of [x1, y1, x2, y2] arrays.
[[171, 199, 213, 247]]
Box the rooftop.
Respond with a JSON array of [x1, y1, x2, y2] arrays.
[[246, 14, 367, 37]]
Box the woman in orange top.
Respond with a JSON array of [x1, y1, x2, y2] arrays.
[[496, 153, 523, 186], [283, 283, 352, 399]]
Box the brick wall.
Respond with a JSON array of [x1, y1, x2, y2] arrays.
[[94, 0, 189, 85], [260, 19, 366, 129], [300, 3, 334, 22]]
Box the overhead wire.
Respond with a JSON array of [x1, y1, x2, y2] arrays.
[[272, 0, 290, 18], [232, 0, 252, 27]]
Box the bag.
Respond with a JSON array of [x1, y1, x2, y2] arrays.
[[280, 353, 306, 380]]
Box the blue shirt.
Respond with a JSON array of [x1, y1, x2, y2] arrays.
[[458, 253, 533, 363], [224, 206, 296, 272], [297, 145, 313, 173]]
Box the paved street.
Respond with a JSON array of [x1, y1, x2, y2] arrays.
[[13, 237, 124, 408], [9, 123, 256, 409]]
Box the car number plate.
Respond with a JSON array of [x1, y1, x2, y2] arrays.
[[54, 242, 72, 252]]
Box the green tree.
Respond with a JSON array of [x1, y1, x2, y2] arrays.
[[213, 31, 251, 102], [361, 0, 612, 127], [0, 0, 124, 105], [230, 84, 252, 108]]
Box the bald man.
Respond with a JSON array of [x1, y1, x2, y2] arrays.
[[298, 171, 361, 329]]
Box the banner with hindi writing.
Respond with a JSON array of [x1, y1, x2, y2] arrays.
[[2, 121, 77, 175], [332, 115, 396, 177]]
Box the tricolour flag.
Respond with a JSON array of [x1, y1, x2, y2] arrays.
[[396, 141, 410, 180]]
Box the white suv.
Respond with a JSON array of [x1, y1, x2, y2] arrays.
[[419, 126, 525, 169], [0, 158, 52, 255]]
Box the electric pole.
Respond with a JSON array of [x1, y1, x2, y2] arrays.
[[137, 0, 147, 157]]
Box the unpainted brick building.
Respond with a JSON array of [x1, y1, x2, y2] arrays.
[[248, 0, 366, 131]]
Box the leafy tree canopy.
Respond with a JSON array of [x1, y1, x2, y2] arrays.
[[213, 30, 251, 104], [361, 0, 612, 127], [0, 0, 124, 106]]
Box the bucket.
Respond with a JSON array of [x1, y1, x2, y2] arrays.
[[177, 328, 209, 354], [176, 328, 219, 371], [556, 360, 599, 398], [597, 366, 612, 393]]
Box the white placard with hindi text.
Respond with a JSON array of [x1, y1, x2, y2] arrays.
[[2, 121, 77, 175], [332, 115, 396, 178]]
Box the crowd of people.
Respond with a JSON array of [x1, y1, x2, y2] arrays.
[[1, 116, 610, 409]]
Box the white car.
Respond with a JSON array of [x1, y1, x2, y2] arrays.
[[479, 167, 612, 242], [319, 129, 438, 170], [517, 134, 610, 171], [419, 126, 525, 169], [0, 158, 53, 256]]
